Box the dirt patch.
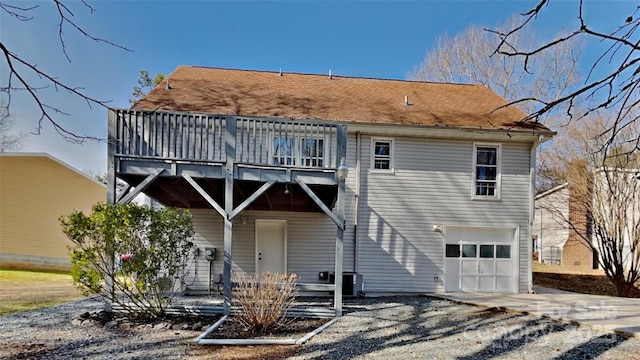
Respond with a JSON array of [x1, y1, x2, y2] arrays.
[[533, 272, 640, 297]]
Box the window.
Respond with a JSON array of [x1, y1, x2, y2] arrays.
[[480, 245, 494, 258], [496, 245, 511, 258], [446, 244, 460, 257], [372, 139, 394, 171], [461, 244, 477, 258], [473, 144, 501, 198], [273, 136, 326, 167], [301, 138, 324, 167], [273, 137, 295, 165]]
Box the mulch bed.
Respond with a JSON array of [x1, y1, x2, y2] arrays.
[[207, 317, 330, 340]]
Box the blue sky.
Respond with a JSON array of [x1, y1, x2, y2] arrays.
[[1, 0, 634, 175]]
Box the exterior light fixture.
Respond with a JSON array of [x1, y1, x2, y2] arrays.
[[284, 184, 290, 195], [433, 225, 443, 234], [337, 157, 349, 181]]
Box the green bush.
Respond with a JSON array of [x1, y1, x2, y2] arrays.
[[60, 203, 195, 318]]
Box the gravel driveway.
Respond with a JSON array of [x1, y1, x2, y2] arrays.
[[1, 295, 639, 359]]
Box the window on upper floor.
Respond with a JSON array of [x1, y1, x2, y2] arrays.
[[371, 138, 394, 171], [273, 136, 326, 167], [473, 143, 501, 199]]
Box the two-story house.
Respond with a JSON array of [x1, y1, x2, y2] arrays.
[[107, 66, 554, 315]]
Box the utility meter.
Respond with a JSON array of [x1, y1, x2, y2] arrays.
[[205, 248, 216, 261]]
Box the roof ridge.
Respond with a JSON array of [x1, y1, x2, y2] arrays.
[[178, 65, 481, 87]]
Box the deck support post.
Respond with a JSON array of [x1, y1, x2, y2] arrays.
[[334, 174, 346, 317], [105, 110, 117, 312], [223, 118, 237, 315]]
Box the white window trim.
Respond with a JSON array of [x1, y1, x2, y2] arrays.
[[370, 138, 395, 173], [472, 143, 502, 200], [270, 134, 328, 167]]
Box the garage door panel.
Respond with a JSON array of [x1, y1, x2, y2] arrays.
[[478, 276, 494, 291], [496, 276, 511, 291], [461, 276, 476, 291], [478, 260, 494, 274], [461, 260, 477, 274], [496, 261, 511, 275]]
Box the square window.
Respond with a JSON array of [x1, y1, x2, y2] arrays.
[[372, 139, 393, 171], [480, 245, 494, 258], [496, 245, 511, 258], [446, 244, 460, 258], [462, 244, 477, 258]]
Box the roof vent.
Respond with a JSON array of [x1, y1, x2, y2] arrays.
[[329, 69, 333, 80], [404, 95, 411, 106], [166, 80, 171, 90], [279, 68, 283, 76]]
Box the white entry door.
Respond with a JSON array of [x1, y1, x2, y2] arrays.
[[255, 220, 287, 274]]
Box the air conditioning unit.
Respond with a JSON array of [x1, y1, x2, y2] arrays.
[[327, 272, 364, 297]]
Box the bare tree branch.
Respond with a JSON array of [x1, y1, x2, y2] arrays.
[[0, 0, 132, 143], [492, 0, 640, 160]]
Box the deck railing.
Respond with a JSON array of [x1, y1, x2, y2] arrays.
[[109, 109, 346, 169]]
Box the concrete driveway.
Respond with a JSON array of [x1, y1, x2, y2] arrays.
[[432, 286, 640, 337]]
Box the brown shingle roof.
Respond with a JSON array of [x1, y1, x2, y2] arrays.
[[133, 66, 550, 133]]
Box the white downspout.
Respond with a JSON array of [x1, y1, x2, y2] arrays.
[[528, 135, 542, 293], [354, 132, 361, 272]]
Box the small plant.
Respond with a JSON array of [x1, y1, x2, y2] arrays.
[[60, 203, 195, 319], [231, 272, 298, 334]]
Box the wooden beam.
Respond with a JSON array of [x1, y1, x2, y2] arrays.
[[229, 180, 275, 219], [183, 173, 226, 219], [118, 168, 164, 204], [116, 183, 132, 204], [295, 178, 344, 230]]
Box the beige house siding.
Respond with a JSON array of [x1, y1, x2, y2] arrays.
[[0, 154, 105, 271]]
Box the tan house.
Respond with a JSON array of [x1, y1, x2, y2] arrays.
[[0, 153, 105, 271]]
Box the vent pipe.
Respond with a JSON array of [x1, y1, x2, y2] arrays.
[[329, 69, 333, 80]]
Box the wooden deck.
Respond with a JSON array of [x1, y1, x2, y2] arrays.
[[107, 109, 347, 211]]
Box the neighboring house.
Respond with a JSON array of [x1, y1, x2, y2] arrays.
[[534, 183, 596, 270], [107, 66, 554, 314], [534, 168, 640, 271], [532, 183, 569, 265], [0, 153, 106, 271]]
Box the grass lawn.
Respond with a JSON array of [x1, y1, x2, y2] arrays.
[[533, 263, 639, 297], [0, 269, 84, 316]]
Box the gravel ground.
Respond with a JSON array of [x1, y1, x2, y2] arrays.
[[1, 295, 639, 359]]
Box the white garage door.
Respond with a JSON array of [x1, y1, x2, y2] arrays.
[[444, 227, 517, 293]]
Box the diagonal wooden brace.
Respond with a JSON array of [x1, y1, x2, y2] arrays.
[[118, 169, 164, 204], [295, 178, 345, 230]]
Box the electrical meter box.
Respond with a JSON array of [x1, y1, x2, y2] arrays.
[[204, 248, 216, 261]]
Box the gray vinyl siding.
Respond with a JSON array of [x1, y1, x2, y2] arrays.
[[186, 209, 347, 290], [356, 135, 532, 293], [185, 134, 533, 294]]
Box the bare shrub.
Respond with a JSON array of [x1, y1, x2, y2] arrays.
[[231, 272, 298, 334]]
